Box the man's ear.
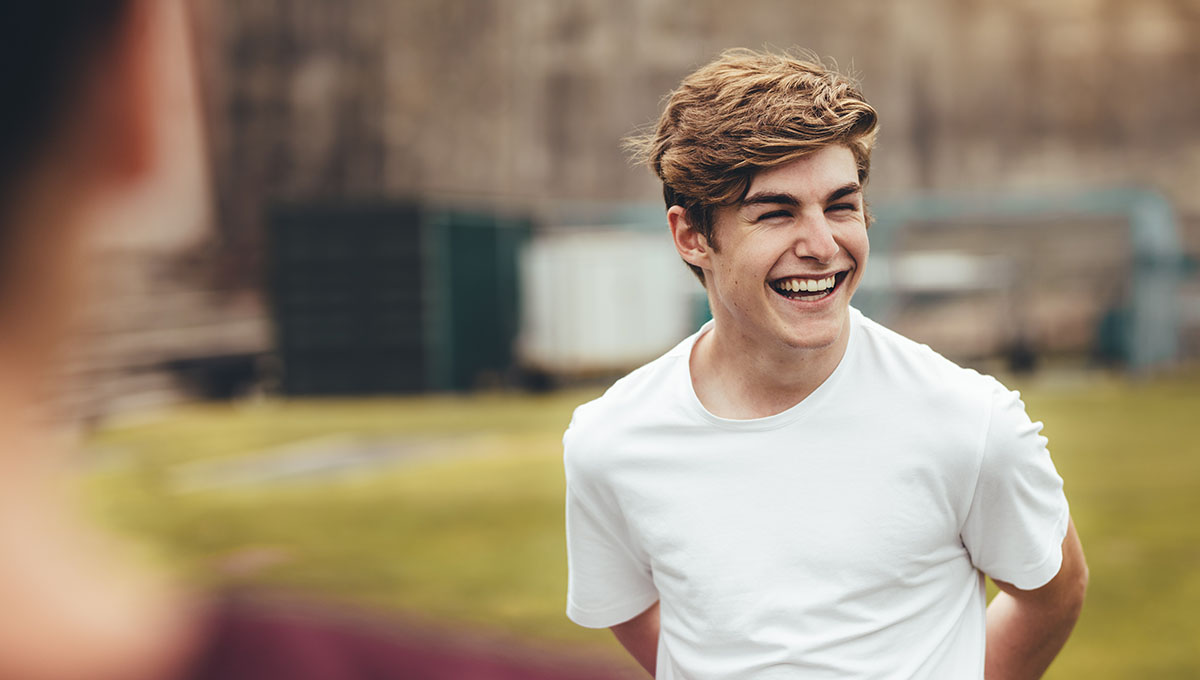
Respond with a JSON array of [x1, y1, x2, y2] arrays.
[[668, 205, 712, 271], [87, 0, 210, 250], [91, 0, 156, 184]]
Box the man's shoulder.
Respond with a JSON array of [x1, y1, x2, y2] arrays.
[[563, 332, 695, 475], [850, 310, 1007, 427], [850, 311, 1031, 472], [853, 310, 1000, 395], [569, 340, 688, 435]]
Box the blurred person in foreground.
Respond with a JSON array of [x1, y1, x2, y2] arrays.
[[564, 49, 1088, 679], [0, 2, 627, 679]]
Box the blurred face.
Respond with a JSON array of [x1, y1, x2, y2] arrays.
[[0, 3, 212, 679], [701, 145, 868, 353]]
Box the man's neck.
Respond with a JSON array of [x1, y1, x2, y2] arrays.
[[689, 321, 851, 420]]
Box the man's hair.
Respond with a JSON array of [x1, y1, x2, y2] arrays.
[[0, 2, 130, 214], [627, 48, 879, 283]]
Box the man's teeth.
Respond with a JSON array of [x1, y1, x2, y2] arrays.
[[776, 276, 836, 293]]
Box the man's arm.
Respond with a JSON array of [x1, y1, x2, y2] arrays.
[[610, 601, 660, 677], [986, 518, 1088, 680]]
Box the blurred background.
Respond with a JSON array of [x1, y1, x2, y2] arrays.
[[69, 0, 1199, 677]]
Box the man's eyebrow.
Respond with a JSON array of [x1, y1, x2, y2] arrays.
[[741, 183, 862, 208], [826, 182, 862, 202], [741, 192, 799, 207]]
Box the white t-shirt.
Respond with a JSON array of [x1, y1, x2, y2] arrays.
[[564, 308, 1069, 679]]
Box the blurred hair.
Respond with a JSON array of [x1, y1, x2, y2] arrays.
[[0, 2, 131, 219], [626, 48, 879, 283]]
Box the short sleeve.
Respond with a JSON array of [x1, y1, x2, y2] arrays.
[[564, 421, 658, 628], [960, 384, 1070, 590]]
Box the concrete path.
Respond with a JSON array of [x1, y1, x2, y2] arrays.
[[168, 433, 489, 493]]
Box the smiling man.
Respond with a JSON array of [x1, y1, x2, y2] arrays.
[[563, 49, 1087, 679]]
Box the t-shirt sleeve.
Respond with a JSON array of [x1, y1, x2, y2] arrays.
[[960, 384, 1070, 590], [563, 419, 658, 629]]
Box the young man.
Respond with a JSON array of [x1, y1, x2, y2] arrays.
[[564, 49, 1087, 679]]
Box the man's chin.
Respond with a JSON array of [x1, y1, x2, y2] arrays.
[[780, 319, 847, 352], [784, 336, 839, 352]]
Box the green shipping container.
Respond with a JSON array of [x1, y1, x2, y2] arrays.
[[269, 201, 530, 394]]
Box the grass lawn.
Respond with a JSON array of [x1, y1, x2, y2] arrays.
[[81, 373, 1200, 677]]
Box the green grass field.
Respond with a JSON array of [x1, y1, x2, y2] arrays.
[[81, 372, 1200, 678]]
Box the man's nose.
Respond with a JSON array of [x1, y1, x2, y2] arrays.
[[793, 211, 839, 262]]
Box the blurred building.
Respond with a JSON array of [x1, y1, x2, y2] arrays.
[[202, 0, 1200, 218], [67, 0, 1200, 416]]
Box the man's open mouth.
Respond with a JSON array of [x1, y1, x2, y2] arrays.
[[769, 271, 849, 302]]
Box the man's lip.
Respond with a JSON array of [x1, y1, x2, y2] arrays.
[[769, 270, 851, 298], [769, 269, 849, 284]]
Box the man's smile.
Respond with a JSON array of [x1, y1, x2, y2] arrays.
[[768, 270, 851, 302]]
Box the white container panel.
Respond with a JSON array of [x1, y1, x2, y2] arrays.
[[518, 229, 699, 374]]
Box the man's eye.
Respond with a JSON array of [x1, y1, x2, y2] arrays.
[[827, 203, 857, 212], [758, 211, 791, 221]]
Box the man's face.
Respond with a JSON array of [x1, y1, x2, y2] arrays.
[[700, 145, 868, 353]]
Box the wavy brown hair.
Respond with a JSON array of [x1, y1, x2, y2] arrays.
[[627, 48, 879, 282]]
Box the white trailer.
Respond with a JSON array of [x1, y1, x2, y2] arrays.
[[517, 227, 702, 376]]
